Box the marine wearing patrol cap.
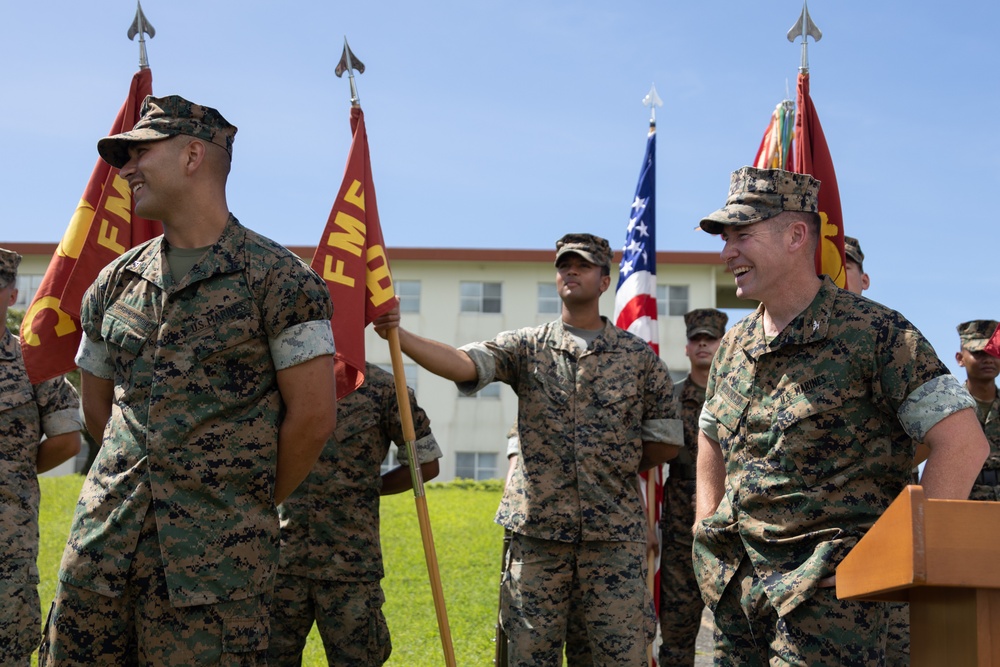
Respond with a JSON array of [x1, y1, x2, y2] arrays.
[[98, 95, 238, 170], [684, 308, 728, 340], [843, 236, 865, 268], [957, 320, 1000, 352], [554, 233, 612, 271], [700, 166, 820, 235], [0, 247, 22, 285]]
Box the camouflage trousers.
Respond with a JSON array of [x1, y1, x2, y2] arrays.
[[712, 557, 887, 666], [0, 558, 40, 666], [969, 483, 1000, 501], [884, 602, 909, 666], [39, 510, 271, 666], [267, 574, 391, 667], [500, 533, 655, 667], [657, 478, 702, 667]]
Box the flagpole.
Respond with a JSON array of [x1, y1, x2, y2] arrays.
[[387, 329, 457, 666], [640, 83, 663, 667], [333, 38, 456, 666]]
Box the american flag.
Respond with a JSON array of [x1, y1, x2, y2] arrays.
[[614, 129, 659, 353], [613, 126, 663, 664]]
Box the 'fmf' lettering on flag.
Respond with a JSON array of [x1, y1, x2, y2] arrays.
[[311, 107, 395, 399]]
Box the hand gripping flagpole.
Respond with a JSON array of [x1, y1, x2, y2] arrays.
[[335, 38, 457, 667], [642, 83, 662, 667]]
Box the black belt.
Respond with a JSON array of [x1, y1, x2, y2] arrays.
[[976, 469, 1000, 486]]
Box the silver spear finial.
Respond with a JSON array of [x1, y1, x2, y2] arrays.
[[787, 0, 822, 74], [127, 0, 155, 70], [335, 37, 366, 107]]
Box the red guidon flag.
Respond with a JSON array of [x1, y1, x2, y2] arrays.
[[792, 71, 847, 288], [20, 68, 160, 384], [311, 106, 396, 399], [986, 322, 1000, 359]]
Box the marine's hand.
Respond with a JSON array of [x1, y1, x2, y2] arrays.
[[647, 522, 660, 558], [372, 301, 401, 340]]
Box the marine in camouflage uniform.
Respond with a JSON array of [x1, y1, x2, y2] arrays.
[[956, 320, 1000, 502], [40, 96, 338, 666], [692, 167, 987, 666], [374, 233, 682, 666], [505, 421, 592, 666], [842, 235, 911, 667], [657, 308, 726, 667], [0, 248, 82, 666], [268, 362, 442, 667]]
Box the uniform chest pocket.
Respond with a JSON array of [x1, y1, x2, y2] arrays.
[[704, 382, 750, 441], [334, 401, 378, 441], [191, 315, 268, 404], [773, 390, 861, 487], [192, 315, 262, 363], [531, 367, 569, 406], [103, 303, 156, 357], [0, 379, 33, 413]]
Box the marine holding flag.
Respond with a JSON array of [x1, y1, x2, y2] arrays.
[[40, 95, 338, 665], [373, 231, 683, 665]]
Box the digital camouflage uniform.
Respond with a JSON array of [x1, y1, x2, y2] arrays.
[[694, 278, 974, 666], [505, 422, 592, 665], [967, 383, 1000, 501], [459, 317, 682, 666], [41, 215, 335, 665], [268, 363, 441, 667], [657, 376, 705, 667], [0, 328, 81, 665], [959, 320, 1000, 502]]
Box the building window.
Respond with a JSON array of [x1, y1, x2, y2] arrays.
[[455, 452, 498, 480], [375, 363, 418, 391], [460, 281, 502, 314], [537, 283, 560, 314], [459, 382, 501, 399], [14, 274, 44, 308], [396, 280, 421, 313], [657, 285, 689, 317]]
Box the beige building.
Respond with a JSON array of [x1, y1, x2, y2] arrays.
[[5, 242, 743, 482]]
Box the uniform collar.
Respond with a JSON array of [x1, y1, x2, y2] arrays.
[[740, 276, 839, 359], [551, 316, 615, 353], [126, 214, 246, 292]]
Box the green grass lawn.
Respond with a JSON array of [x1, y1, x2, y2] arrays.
[[37, 476, 506, 665]]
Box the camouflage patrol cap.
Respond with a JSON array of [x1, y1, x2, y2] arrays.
[[843, 236, 864, 267], [957, 320, 999, 352], [684, 308, 728, 340], [97, 95, 238, 169], [554, 233, 612, 270], [700, 166, 820, 235], [0, 247, 22, 285]]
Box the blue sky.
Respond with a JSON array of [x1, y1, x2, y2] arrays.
[[1, 1, 996, 376]]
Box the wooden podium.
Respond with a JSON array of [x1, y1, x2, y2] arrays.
[[837, 485, 1000, 666]]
